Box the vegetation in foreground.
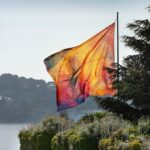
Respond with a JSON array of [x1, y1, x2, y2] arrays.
[[19, 112, 150, 150]]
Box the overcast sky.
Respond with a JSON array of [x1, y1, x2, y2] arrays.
[[0, 0, 149, 81]]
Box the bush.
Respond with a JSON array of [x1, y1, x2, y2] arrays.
[[19, 113, 150, 150], [111, 129, 129, 141], [51, 113, 131, 150], [98, 138, 112, 150], [142, 139, 150, 150], [138, 118, 150, 135], [19, 116, 73, 150], [99, 138, 143, 150], [78, 112, 107, 124], [118, 142, 130, 150], [52, 122, 101, 150], [99, 114, 131, 138], [98, 125, 145, 150], [129, 140, 142, 150]]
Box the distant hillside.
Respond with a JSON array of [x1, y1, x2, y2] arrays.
[[0, 74, 100, 123]]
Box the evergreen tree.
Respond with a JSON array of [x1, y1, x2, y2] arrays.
[[95, 7, 150, 121]]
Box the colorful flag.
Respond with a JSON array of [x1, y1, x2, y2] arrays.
[[44, 23, 115, 111]]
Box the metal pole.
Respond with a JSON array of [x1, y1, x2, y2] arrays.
[[117, 12, 119, 100]]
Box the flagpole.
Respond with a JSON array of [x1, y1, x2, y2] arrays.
[[117, 12, 120, 100]]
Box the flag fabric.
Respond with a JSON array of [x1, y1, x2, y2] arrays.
[[44, 23, 115, 111]]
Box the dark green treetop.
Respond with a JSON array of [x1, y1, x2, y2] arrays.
[[95, 7, 150, 121]]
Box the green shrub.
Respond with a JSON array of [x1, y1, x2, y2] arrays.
[[118, 142, 130, 150], [78, 112, 107, 124], [51, 132, 69, 150], [129, 140, 142, 150], [111, 129, 129, 141], [52, 113, 131, 150], [99, 114, 131, 138], [52, 122, 102, 150], [142, 139, 150, 150], [99, 138, 143, 150], [128, 127, 139, 135], [98, 138, 112, 150], [98, 126, 144, 150], [19, 116, 73, 150], [138, 118, 150, 135], [19, 113, 150, 150]]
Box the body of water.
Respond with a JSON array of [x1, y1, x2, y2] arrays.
[[0, 124, 27, 150]]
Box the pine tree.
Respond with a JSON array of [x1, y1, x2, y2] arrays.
[[95, 7, 150, 121]]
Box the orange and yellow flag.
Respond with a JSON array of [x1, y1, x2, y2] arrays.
[[44, 23, 115, 111]]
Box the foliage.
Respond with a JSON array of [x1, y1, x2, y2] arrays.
[[18, 116, 73, 150], [98, 117, 150, 150], [95, 7, 150, 121], [138, 117, 150, 135], [129, 140, 142, 150], [94, 96, 146, 122], [99, 138, 112, 150], [51, 119, 102, 150], [98, 128, 143, 150], [19, 112, 150, 150], [51, 113, 131, 150], [78, 112, 106, 124]]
